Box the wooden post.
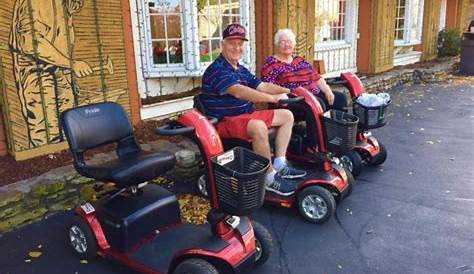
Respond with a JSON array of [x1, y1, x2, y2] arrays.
[[0, 106, 7, 156], [419, 0, 442, 61], [358, 0, 396, 74]]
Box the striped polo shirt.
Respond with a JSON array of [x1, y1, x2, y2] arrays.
[[201, 54, 262, 119]]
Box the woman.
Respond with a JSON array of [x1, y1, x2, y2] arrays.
[[261, 28, 347, 111]]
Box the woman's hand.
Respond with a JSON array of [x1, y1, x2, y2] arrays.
[[324, 90, 335, 105]]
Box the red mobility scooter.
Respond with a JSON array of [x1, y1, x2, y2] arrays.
[[61, 102, 273, 274], [194, 94, 355, 224], [326, 72, 390, 172]]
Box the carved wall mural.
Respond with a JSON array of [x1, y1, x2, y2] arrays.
[[0, 0, 132, 160]]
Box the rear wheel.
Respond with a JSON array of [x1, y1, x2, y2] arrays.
[[340, 150, 363, 177], [174, 258, 218, 274], [297, 186, 336, 224], [68, 215, 98, 259], [251, 221, 273, 266], [369, 142, 387, 166]]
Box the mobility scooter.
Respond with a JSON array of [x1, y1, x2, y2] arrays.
[[325, 72, 390, 172], [193, 93, 355, 224], [61, 102, 273, 274]]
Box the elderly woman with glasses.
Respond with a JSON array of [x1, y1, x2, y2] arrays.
[[261, 29, 347, 111]]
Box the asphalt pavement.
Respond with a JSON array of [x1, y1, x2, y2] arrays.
[[1, 79, 473, 274]]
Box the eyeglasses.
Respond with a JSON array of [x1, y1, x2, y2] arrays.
[[278, 40, 294, 46]]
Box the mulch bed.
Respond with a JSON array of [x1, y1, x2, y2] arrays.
[[0, 119, 183, 187]]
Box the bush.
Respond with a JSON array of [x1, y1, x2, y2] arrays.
[[437, 29, 462, 57]]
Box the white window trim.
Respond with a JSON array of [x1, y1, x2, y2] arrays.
[[394, 0, 424, 46], [137, 0, 252, 78]]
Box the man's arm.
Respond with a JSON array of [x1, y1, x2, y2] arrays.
[[256, 82, 290, 95], [226, 84, 285, 103]]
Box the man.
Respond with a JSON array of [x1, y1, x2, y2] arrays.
[[9, 0, 91, 147], [201, 23, 306, 196]]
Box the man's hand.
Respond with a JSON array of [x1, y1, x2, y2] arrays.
[[271, 93, 289, 103], [73, 61, 93, 78]]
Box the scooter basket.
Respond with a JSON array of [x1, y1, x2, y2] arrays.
[[353, 100, 391, 129], [323, 110, 358, 154], [211, 147, 270, 216]]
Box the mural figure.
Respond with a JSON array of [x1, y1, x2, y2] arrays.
[[9, 0, 91, 147]]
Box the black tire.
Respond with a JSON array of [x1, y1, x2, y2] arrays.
[[369, 142, 387, 166], [340, 150, 363, 178], [344, 167, 356, 198], [174, 258, 218, 274], [68, 215, 98, 259], [297, 186, 336, 224], [251, 221, 273, 266]]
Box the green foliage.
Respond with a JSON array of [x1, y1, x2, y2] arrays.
[[437, 29, 462, 57]]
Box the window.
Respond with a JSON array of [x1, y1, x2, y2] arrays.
[[140, 0, 251, 77], [315, 0, 347, 44], [394, 0, 424, 46]]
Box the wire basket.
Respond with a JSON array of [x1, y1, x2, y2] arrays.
[[353, 100, 391, 129], [211, 147, 270, 216], [323, 110, 359, 154]]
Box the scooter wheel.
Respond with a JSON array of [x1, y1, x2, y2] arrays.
[[369, 142, 387, 166], [344, 167, 356, 198], [297, 186, 336, 224], [340, 150, 363, 178], [251, 221, 273, 266], [174, 258, 218, 274], [68, 215, 98, 259]]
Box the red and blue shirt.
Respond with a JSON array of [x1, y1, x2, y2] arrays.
[[201, 54, 262, 119], [260, 55, 322, 95]]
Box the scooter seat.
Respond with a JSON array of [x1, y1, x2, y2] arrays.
[[77, 150, 175, 188]]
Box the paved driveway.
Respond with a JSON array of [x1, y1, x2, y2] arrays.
[[1, 80, 473, 274]]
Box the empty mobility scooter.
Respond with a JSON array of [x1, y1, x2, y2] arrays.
[[61, 102, 273, 274], [325, 72, 390, 172], [193, 94, 354, 224]]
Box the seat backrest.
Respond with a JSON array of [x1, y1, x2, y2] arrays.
[[61, 102, 133, 152]]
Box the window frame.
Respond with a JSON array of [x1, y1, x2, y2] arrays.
[[138, 0, 252, 78], [394, 0, 424, 47], [314, 0, 357, 51]]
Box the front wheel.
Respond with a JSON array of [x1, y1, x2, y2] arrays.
[[297, 186, 336, 224], [68, 215, 98, 259], [174, 258, 218, 274], [369, 142, 387, 166], [340, 150, 363, 178], [251, 221, 273, 266]]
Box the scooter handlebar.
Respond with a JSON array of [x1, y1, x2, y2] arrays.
[[325, 77, 347, 85], [278, 96, 304, 104], [155, 116, 218, 136]]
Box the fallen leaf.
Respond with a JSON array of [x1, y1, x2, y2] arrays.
[[445, 190, 451, 194], [28, 251, 42, 258], [337, 264, 343, 270], [24, 259, 31, 263], [37, 244, 42, 249], [80, 259, 88, 264], [409, 171, 413, 175], [387, 214, 392, 217], [427, 107, 434, 111], [419, 128, 425, 131], [366, 229, 374, 234], [450, 157, 455, 161], [426, 141, 434, 145]]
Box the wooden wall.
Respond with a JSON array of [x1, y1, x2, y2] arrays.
[[273, 0, 315, 61], [369, 0, 396, 73], [0, 0, 136, 160]]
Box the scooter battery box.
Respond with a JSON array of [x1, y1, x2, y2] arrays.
[[96, 184, 181, 251]]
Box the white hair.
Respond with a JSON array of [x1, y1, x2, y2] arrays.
[[274, 29, 296, 46]]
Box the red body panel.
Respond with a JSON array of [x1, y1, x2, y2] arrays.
[[341, 72, 365, 97], [355, 134, 380, 157]]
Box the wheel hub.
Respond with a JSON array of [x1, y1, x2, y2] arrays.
[[255, 238, 262, 261], [340, 155, 354, 172], [69, 225, 87, 254], [302, 195, 328, 220], [197, 175, 208, 197]]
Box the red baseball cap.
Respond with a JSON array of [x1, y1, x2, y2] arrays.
[[222, 23, 248, 41]]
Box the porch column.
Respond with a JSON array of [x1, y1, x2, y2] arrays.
[[273, 0, 315, 61], [418, 0, 442, 61], [0, 105, 7, 156], [357, 0, 396, 74], [255, 1, 274, 76]]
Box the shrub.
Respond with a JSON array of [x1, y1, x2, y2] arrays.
[[437, 29, 462, 57]]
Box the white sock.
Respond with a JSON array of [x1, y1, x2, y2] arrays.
[[273, 156, 287, 171], [264, 169, 276, 186]]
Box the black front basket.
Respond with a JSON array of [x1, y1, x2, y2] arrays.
[[323, 109, 359, 154], [211, 147, 270, 216]]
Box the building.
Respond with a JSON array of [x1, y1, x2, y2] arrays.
[[0, 0, 471, 160]]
